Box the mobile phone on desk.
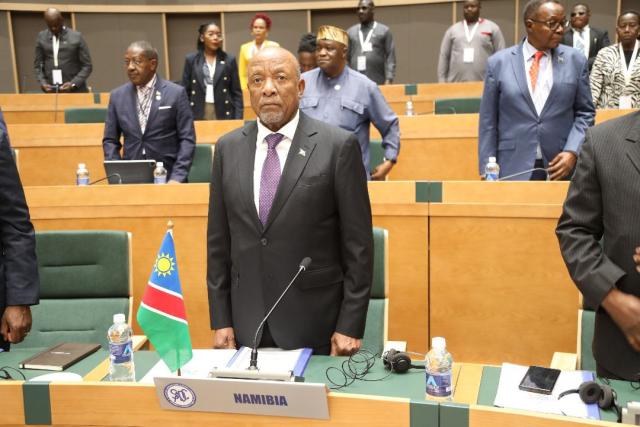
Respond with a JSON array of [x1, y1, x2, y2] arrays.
[[518, 366, 561, 395]]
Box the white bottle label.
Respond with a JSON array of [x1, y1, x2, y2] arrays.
[[109, 340, 133, 364], [426, 370, 452, 397], [485, 172, 498, 181], [77, 177, 89, 186], [154, 176, 167, 184]]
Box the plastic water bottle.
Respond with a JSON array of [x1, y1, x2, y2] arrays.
[[484, 157, 500, 181], [107, 313, 135, 382], [425, 336, 453, 401], [405, 100, 415, 116], [76, 163, 89, 186], [153, 161, 167, 184]]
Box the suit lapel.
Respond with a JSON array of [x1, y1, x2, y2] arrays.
[[212, 56, 226, 87], [128, 83, 143, 136], [238, 122, 262, 231], [194, 54, 206, 92], [510, 45, 538, 117], [263, 115, 317, 233], [539, 49, 563, 118], [625, 114, 640, 177], [144, 77, 162, 136]]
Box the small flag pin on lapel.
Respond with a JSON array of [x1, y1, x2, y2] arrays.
[[558, 56, 564, 63], [298, 149, 306, 157]]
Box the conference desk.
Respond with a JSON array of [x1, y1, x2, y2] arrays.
[[25, 181, 580, 368], [0, 348, 628, 426], [9, 109, 636, 186]]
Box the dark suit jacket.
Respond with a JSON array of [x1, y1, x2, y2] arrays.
[[34, 27, 92, 92], [207, 113, 373, 349], [0, 111, 40, 351], [557, 111, 640, 380], [181, 50, 243, 120], [478, 42, 595, 179], [102, 76, 196, 182], [561, 27, 610, 71]]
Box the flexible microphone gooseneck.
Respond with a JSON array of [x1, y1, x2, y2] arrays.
[[498, 167, 549, 181], [53, 84, 60, 123], [248, 257, 312, 371], [89, 173, 122, 185]]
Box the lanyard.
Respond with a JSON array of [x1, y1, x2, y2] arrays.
[[619, 40, 639, 86], [463, 20, 479, 43], [359, 21, 377, 48], [52, 35, 60, 67]]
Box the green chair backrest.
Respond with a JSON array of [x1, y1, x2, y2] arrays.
[[187, 144, 214, 183], [15, 230, 132, 350], [369, 139, 385, 175], [64, 107, 107, 123], [434, 97, 482, 114], [579, 309, 596, 371], [362, 227, 388, 356]]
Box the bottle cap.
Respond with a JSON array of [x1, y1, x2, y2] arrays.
[[156, 162, 164, 167], [78, 163, 86, 169], [432, 336, 446, 350], [113, 313, 125, 324], [488, 157, 496, 163]]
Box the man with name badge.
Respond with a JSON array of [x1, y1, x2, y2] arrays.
[[347, 0, 396, 85], [34, 8, 93, 93], [207, 47, 373, 356], [438, 0, 506, 82]]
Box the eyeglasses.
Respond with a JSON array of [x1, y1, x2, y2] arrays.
[[0, 366, 26, 381], [529, 18, 568, 31]]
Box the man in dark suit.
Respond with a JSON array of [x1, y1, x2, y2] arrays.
[[34, 8, 92, 93], [103, 41, 195, 183], [478, 0, 595, 181], [207, 47, 373, 356], [0, 111, 39, 351], [557, 111, 640, 380], [561, 3, 610, 71]]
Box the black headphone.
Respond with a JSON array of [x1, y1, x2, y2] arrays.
[[558, 381, 621, 422], [382, 349, 423, 374]]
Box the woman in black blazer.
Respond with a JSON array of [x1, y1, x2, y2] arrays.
[[181, 22, 243, 120]]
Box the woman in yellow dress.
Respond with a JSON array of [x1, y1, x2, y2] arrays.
[[238, 13, 279, 88]]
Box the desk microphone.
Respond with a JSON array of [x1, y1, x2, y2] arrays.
[[248, 257, 312, 371], [497, 167, 549, 181], [89, 173, 122, 185]]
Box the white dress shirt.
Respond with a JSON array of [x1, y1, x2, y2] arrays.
[[523, 39, 553, 159], [253, 110, 300, 213], [572, 25, 591, 59]]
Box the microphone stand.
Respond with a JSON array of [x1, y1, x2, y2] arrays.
[[497, 167, 549, 181], [89, 173, 122, 185]]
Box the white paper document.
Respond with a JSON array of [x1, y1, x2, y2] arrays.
[[140, 349, 236, 384], [493, 363, 600, 420]]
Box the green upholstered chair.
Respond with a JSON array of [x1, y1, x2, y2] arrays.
[[14, 230, 132, 350], [361, 227, 389, 356], [187, 144, 214, 183], [578, 309, 596, 371], [64, 107, 107, 123], [434, 97, 482, 114]]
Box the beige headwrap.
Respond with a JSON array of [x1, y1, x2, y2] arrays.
[[316, 25, 349, 47]]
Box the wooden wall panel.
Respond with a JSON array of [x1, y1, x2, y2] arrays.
[[0, 12, 16, 93], [165, 13, 222, 83], [75, 13, 166, 93]]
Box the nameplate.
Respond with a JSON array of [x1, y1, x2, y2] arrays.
[[153, 376, 329, 419]]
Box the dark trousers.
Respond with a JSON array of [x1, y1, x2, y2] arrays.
[[531, 158, 547, 181], [259, 322, 331, 355]]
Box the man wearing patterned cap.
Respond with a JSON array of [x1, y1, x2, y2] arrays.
[[300, 25, 400, 180]]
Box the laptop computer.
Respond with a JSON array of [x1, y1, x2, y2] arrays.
[[103, 160, 156, 184]]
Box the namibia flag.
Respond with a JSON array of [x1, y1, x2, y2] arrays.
[[137, 229, 193, 373]]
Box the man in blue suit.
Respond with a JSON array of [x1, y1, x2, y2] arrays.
[[103, 41, 195, 183], [0, 110, 39, 351], [478, 0, 595, 181]]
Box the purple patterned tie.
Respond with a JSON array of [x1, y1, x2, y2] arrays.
[[259, 133, 285, 225]]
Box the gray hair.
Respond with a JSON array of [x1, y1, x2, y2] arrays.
[[127, 40, 158, 61]]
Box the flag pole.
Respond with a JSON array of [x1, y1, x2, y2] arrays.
[[168, 219, 180, 376]]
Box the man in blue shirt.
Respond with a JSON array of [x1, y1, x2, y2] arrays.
[[300, 25, 400, 180]]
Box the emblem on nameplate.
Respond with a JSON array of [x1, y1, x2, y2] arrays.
[[163, 383, 197, 408]]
